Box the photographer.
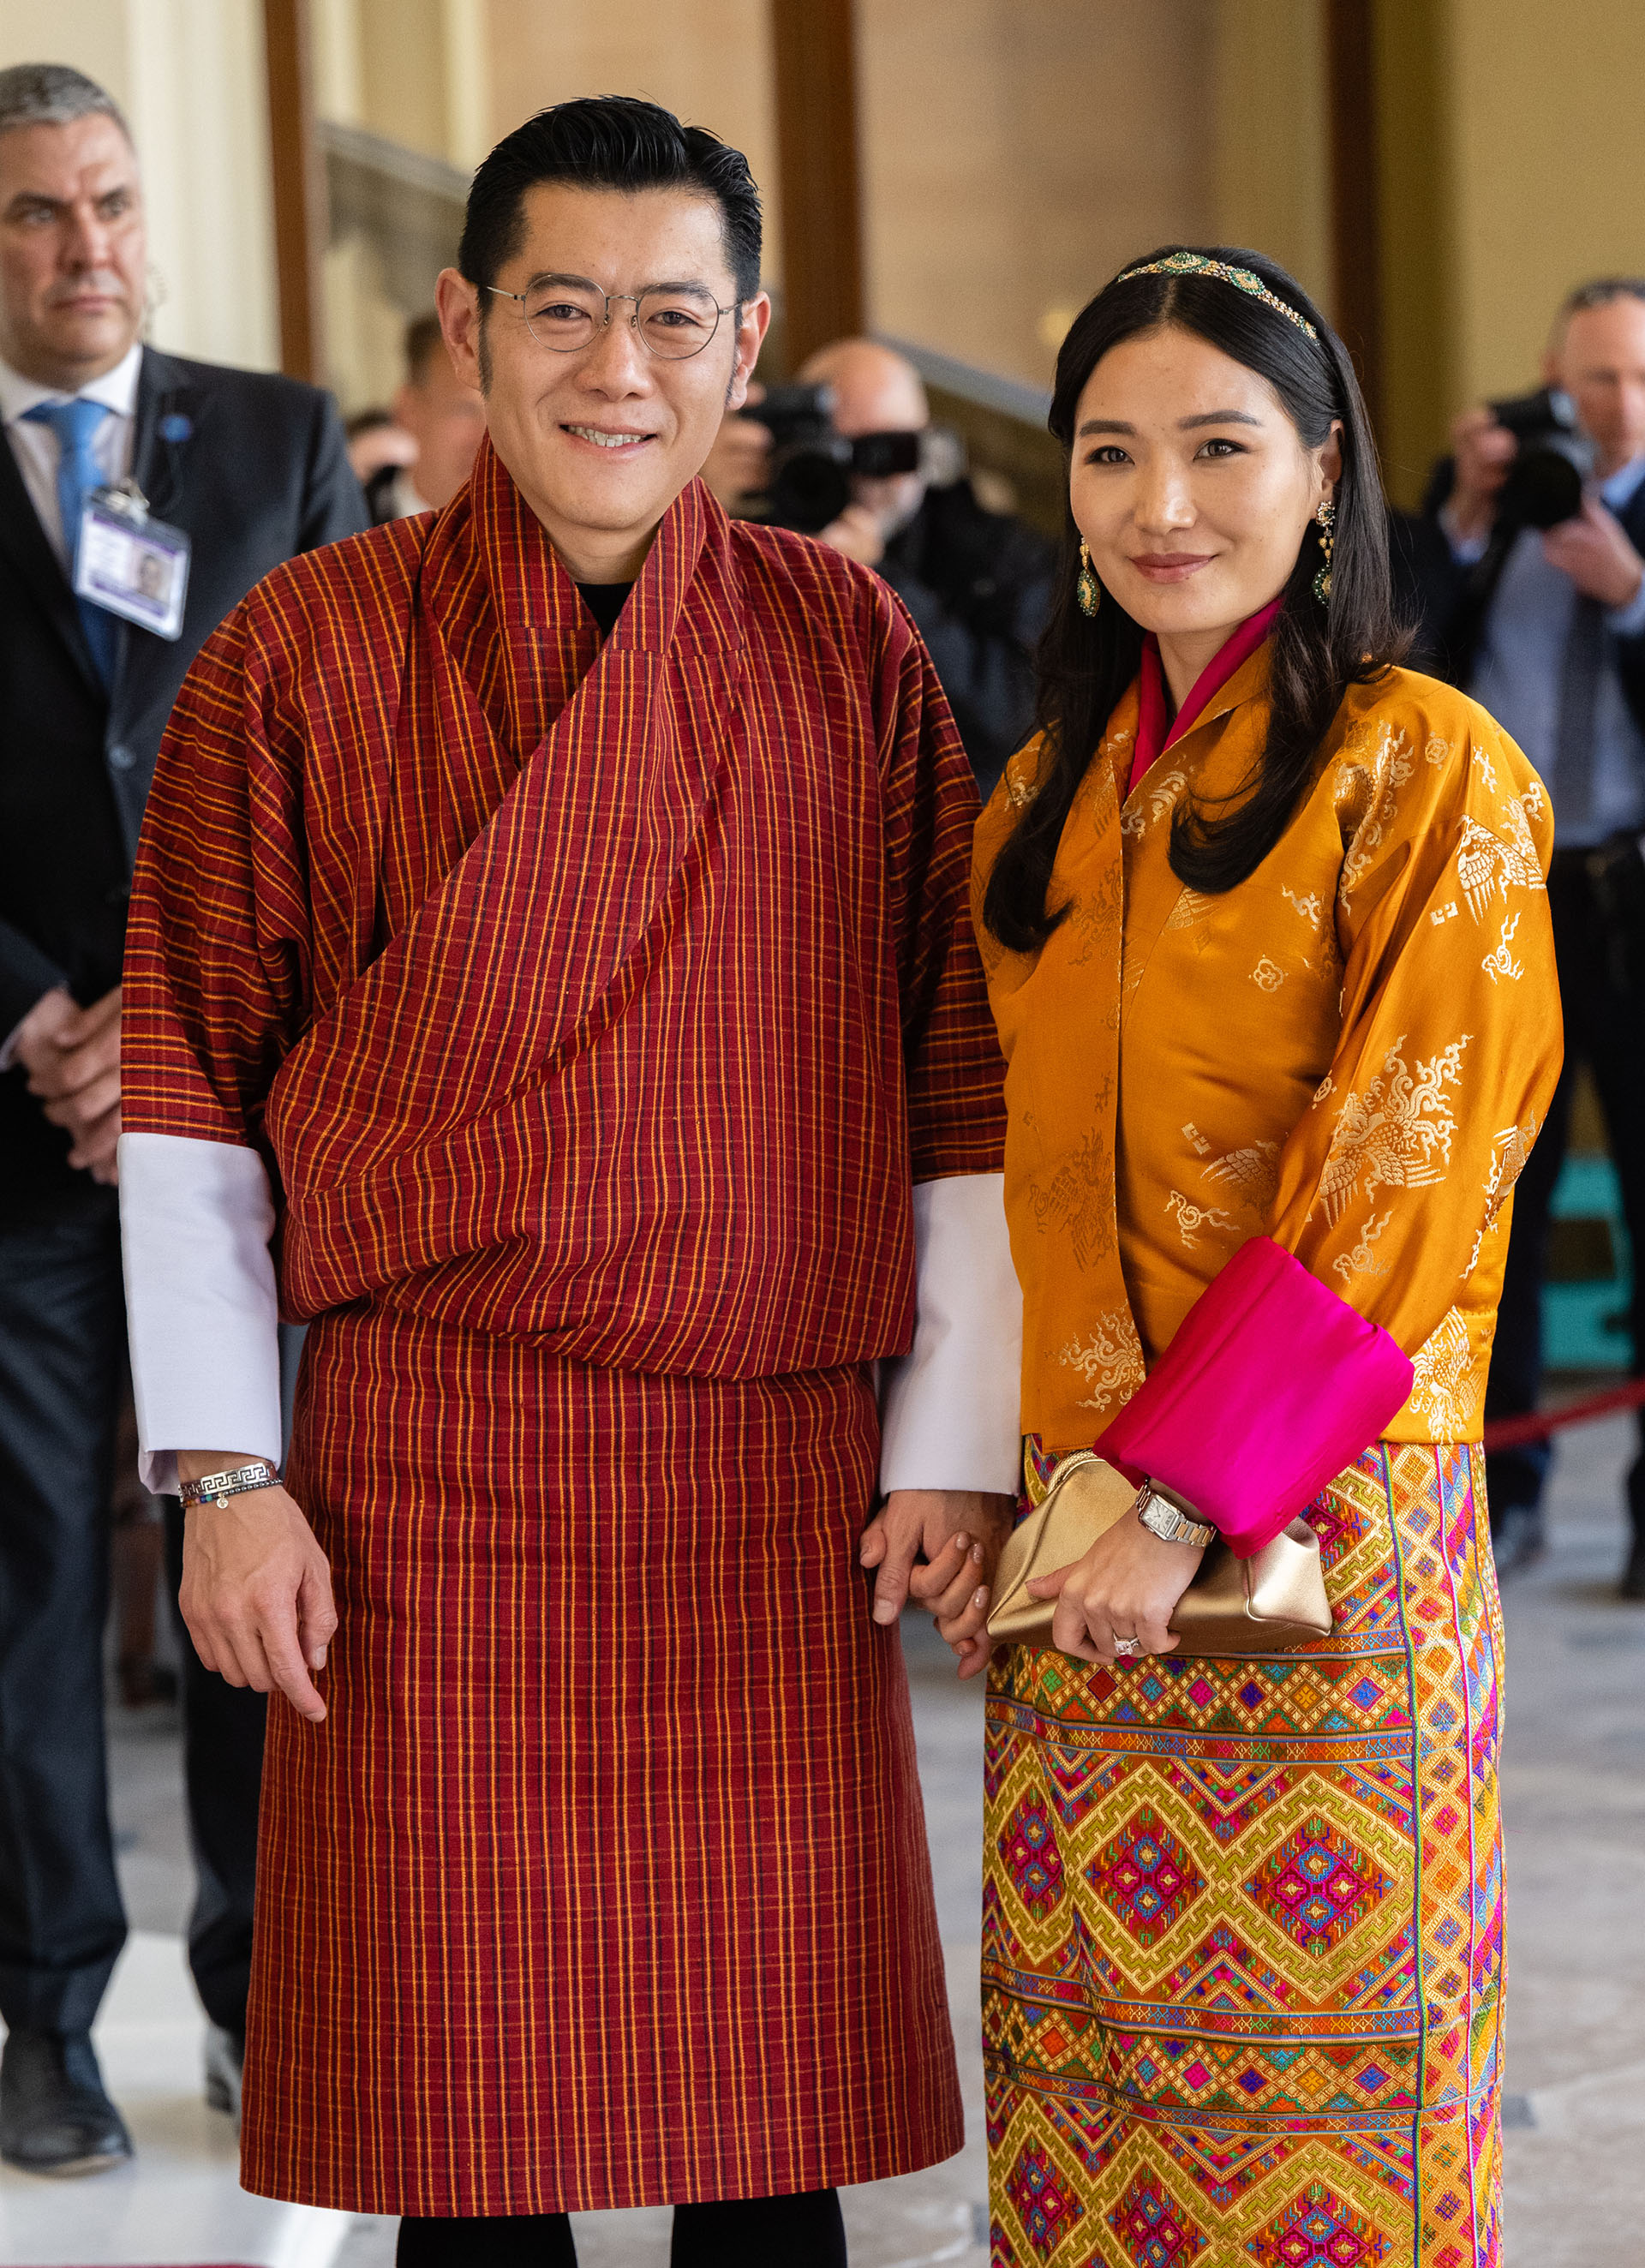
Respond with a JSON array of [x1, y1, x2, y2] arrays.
[[703, 338, 1053, 799], [1422, 278, 1645, 1594]]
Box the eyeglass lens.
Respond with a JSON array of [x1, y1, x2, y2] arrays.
[[521, 284, 723, 359]]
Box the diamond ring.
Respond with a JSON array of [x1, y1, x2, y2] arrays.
[[1113, 1636, 1141, 1658]]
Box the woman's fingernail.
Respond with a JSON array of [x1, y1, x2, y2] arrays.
[[954, 1534, 971, 1553], [972, 1587, 988, 1608], [873, 1598, 899, 1625], [972, 1542, 984, 1562]]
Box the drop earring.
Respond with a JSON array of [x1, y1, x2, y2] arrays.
[[1077, 538, 1101, 617], [1313, 498, 1336, 605]]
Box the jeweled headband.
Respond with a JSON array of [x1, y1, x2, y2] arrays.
[[1116, 251, 1319, 342]]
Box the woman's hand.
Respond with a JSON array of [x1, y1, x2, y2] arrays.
[[1026, 1504, 1205, 1663], [859, 1489, 1016, 1680]]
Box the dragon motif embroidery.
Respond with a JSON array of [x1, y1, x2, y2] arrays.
[[1456, 814, 1544, 922], [1331, 1207, 1394, 1285], [1202, 1139, 1281, 1215], [1339, 725, 1415, 908], [1060, 1309, 1147, 1415], [1407, 1306, 1476, 1441], [1165, 1189, 1239, 1248], [1313, 1033, 1471, 1224], [1028, 1125, 1116, 1268], [1482, 911, 1524, 984]]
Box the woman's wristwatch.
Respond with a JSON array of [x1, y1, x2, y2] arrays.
[[1134, 1479, 1217, 1550], [178, 1459, 281, 1510]]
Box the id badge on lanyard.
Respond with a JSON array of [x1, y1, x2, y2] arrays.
[[75, 481, 191, 641]]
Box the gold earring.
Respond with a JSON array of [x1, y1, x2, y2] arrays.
[[1077, 538, 1101, 617], [1313, 498, 1336, 605]]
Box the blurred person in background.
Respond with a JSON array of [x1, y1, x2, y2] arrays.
[[1417, 279, 1645, 1592], [705, 338, 1054, 799], [0, 61, 365, 2178], [346, 401, 417, 488], [362, 308, 487, 523]]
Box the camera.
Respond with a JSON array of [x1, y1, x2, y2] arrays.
[[742, 383, 923, 535], [1488, 386, 1596, 529]]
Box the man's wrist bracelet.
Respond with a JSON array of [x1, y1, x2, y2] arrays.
[[179, 1460, 281, 1510]]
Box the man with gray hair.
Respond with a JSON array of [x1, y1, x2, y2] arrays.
[[0, 61, 365, 2175]]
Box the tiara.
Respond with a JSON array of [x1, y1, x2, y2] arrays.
[[1116, 251, 1319, 340]]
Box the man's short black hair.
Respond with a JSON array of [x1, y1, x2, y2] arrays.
[[458, 95, 763, 305]]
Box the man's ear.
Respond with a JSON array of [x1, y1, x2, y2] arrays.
[[725, 291, 772, 413], [436, 268, 486, 395]]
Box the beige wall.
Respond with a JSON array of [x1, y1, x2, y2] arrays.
[[483, 0, 781, 276], [0, 0, 278, 373], [1210, 0, 1331, 316], [857, 0, 1217, 393], [1446, 0, 1645, 405]]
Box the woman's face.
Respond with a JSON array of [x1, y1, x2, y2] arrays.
[[1068, 322, 1341, 641]]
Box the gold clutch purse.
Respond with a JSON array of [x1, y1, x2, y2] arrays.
[[986, 1451, 1332, 1657]]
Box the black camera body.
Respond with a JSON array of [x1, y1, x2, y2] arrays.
[[1489, 386, 1596, 530], [743, 383, 923, 534]]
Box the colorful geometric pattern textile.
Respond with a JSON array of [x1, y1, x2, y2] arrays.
[[984, 1441, 1504, 2268]]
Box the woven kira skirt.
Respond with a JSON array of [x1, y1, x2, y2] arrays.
[[984, 1441, 1504, 2268]]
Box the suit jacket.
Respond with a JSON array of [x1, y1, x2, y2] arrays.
[[1409, 458, 1645, 739], [0, 345, 367, 1219]]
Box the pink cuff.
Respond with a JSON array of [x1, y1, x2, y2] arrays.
[[1095, 1236, 1414, 1555]]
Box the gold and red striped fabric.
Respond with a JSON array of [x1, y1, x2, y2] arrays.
[[123, 441, 1003, 2211]]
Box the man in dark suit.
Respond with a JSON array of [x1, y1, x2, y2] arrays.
[[0, 62, 365, 2175], [1410, 280, 1645, 1596]]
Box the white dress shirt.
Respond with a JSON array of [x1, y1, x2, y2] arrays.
[[0, 340, 142, 570]]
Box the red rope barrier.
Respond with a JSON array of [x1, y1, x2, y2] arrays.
[[1480, 1373, 1645, 1451]]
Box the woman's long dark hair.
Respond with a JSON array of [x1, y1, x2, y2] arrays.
[[984, 244, 1406, 953]]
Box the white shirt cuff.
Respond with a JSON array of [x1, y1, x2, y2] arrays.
[[878, 1170, 1022, 1494], [118, 1129, 284, 1494]]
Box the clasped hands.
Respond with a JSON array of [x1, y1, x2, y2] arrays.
[[14, 984, 123, 1182], [860, 1487, 1205, 1678]]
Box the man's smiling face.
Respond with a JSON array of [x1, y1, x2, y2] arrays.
[[438, 182, 767, 579]]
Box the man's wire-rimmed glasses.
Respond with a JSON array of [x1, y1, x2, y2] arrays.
[[485, 276, 737, 360]]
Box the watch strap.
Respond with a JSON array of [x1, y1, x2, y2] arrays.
[[1134, 1481, 1217, 1551]]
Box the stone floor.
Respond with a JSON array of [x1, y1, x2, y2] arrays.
[[1, 1419, 1640, 2264]]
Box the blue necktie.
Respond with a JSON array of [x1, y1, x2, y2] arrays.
[[22, 397, 117, 687]]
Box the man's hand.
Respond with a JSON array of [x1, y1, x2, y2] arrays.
[[1025, 1503, 1204, 1664], [816, 500, 887, 567], [1543, 495, 1645, 609], [16, 984, 123, 1182], [859, 1488, 1017, 1679], [177, 1451, 338, 1723], [1445, 404, 1518, 544], [699, 386, 771, 511]]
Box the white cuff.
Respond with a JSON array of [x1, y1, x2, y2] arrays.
[[878, 1170, 1022, 1493], [118, 1130, 284, 1494]]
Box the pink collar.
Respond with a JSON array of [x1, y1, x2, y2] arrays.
[[1129, 595, 1285, 799]]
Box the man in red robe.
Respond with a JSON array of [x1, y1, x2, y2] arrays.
[[118, 99, 1019, 2264]]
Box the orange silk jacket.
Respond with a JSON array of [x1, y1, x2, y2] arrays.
[[974, 651, 1564, 1456]]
